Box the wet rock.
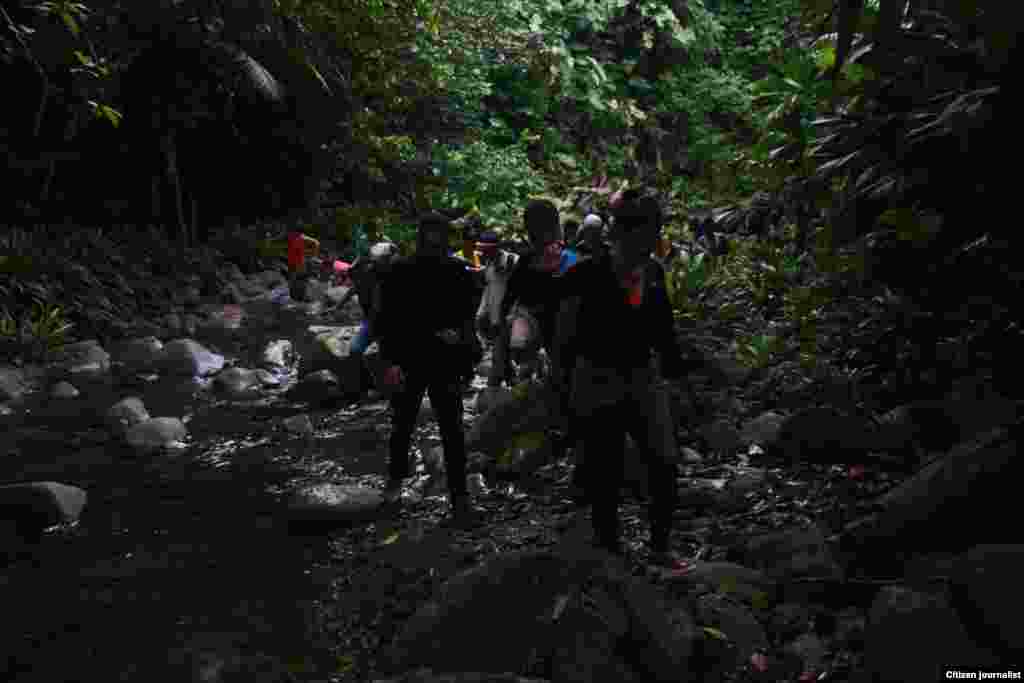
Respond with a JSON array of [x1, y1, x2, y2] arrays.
[[0, 481, 87, 533], [125, 416, 188, 452], [0, 366, 29, 401], [767, 603, 814, 643], [106, 397, 150, 437], [842, 424, 1021, 556], [49, 380, 79, 399], [50, 339, 111, 378], [324, 285, 352, 307], [285, 483, 386, 523], [283, 414, 313, 436], [386, 549, 696, 682], [699, 420, 741, 454], [773, 407, 875, 464], [734, 524, 842, 584], [739, 411, 785, 447], [260, 340, 293, 369], [255, 269, 285, 289], [213, 367, 262, 399], [111, 336, 164, 373], [865, 586, 1000, 683], [467, 473, 488, 496], [693, 593, 769, 670], [950, 544, 1024, 656], [160, 338, 225, 377]]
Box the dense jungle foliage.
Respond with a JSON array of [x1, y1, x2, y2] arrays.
[[1, 0, 1021, 406]]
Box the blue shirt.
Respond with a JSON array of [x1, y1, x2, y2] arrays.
[[559, 248, 578, 274]]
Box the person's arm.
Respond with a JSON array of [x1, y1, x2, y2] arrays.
[[549, 294, 581, 394], [303, 235, 321, 258], [649, 262, 689, 381]]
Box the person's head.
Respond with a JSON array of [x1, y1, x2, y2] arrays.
[[563, 218, 581, 246], [417, 212, 451, 260], [524, 199, 562, 247], [577, 214, 604, 251], [369, 241, 398, 265], [608, 188, 662, 270], [476, 230, 501, 263]]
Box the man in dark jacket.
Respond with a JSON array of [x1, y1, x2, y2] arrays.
[[549, 189, 697, 566], [375, 213, 482, 523]]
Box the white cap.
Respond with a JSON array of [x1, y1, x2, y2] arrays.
[[582, 214, 603, 229], [369, 242, 397, 260]]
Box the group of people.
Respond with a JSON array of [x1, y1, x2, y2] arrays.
[[295, 189, 706, 565]]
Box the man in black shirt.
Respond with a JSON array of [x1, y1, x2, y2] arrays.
[[488, 199, 567, 387], [375, 213, 481, 523], [550, 189, 694, 565]]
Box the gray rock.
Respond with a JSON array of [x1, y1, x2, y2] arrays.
[[260, 340, 293, 369], [50, 339, 111, 377], [283, 414, 314, 436], [739, 411, 786, 447], [106, 397, 150, 436], [737, 524, 842, 583], [49, 381, 79, 399], [221, 282, 245, 304], [213, 367, 262, 398], [111, 336, 164, 373], [285, 483, 386, 523], [303, 326, 359, 374], [252, 369, 281, 387], [125, 416, 188, 452], [0, 481, 87, 530], [162, 312, 183, 335], [387, 549, 696, 682], [161, 338, 225, 376], [0, 365, 29, 401], [843, 424, 1021, 556]]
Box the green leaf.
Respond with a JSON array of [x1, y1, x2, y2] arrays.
[[703, 626, 729, 641]]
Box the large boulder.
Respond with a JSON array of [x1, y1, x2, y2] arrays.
[[110, 336, 164, 373], [49, 339, 111, 378], [0, 481, 87, 536], [212, 367, 263, 399], [125, 417, 188, 452], [386, 549, 697, 682], [160, 338, 225, 377], [467, 383, 561, 457], [841, 423, 1024, 557], [105, 397, 150, 437], [0, 365, 30, 401]]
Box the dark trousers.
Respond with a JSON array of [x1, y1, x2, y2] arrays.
[[388, 366, 468, 500], [575, 401, 678, 553]]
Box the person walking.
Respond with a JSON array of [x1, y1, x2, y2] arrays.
[[488, 199, 568, 388], [286, 229, 321, 302], [375, 213, 482, 523], [549, 188, 695, 565]]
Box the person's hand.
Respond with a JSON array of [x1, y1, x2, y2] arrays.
[[382, 365, 405, 389]]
